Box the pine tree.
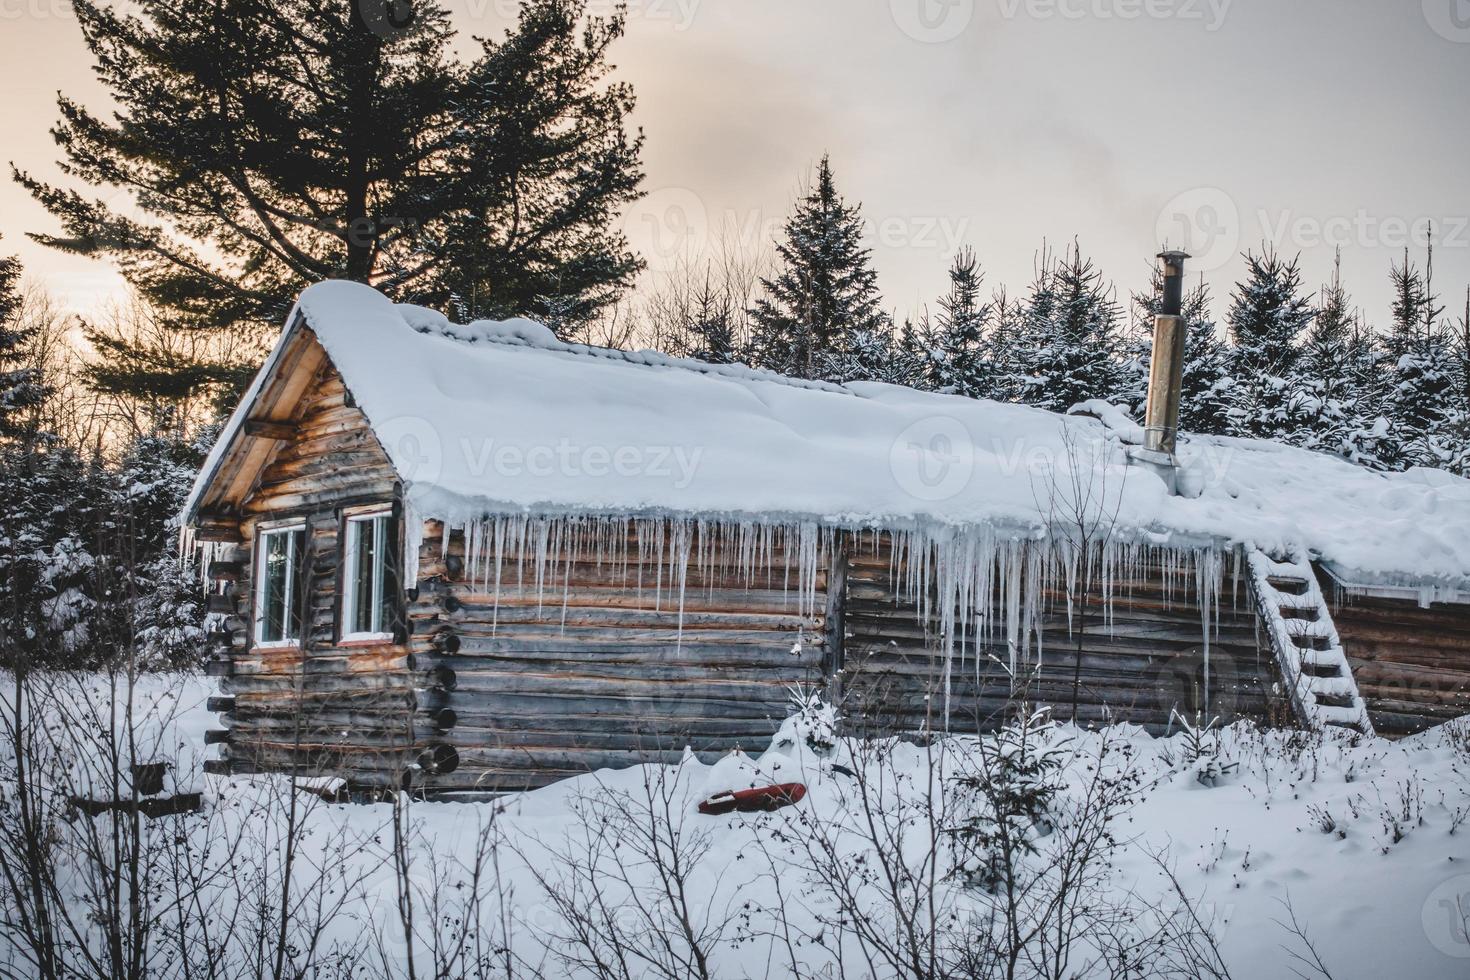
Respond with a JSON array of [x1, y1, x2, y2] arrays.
[[1441, 289, 1470, 475], [1386, 247, 1442, 359], [0, 239, 49, 441], [915, 247, 994, 397], [1224, 247, 1316, 440], [749, 156, 888, 380], [821, 325, 914, 386], [1297, 250, 1361, 453], [426, 0, 645, 330], [1008, 242, 1129, 413], [1337, 318, 1395, 470], [685, 271, 741, 365], [81, 300, 261, 432], [1383, 242, 1456, 469], [985, 287, 1027, 403], [18, 0, 643, 338]]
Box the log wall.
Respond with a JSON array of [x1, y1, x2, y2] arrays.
[[408, 522, 830, 792], [1325, 587, 1470, 737], [208, 363, 448, 788], [838, 537, 1279, 736]]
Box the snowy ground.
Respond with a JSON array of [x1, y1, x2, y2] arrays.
[[5, 674, 1470, 979]]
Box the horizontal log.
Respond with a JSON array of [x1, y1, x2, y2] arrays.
[[196, 525, 242, 549], [243, 418, 295, 441], [207, 561, 244, 582]]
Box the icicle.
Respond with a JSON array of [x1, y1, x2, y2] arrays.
[[402, 499, 423, 589]]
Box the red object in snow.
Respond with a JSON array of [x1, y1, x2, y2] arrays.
[[698, 782, 806, 815]]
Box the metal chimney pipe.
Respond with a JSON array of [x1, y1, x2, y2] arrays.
[[1143, 250, 1190, 458]]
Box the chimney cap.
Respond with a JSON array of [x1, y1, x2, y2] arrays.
[[1156, 249, 1192, 262]]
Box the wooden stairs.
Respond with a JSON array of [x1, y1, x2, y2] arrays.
[[1244, 544, 1375, 737]]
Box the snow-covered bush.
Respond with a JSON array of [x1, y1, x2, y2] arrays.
[[945, 707, 1069, 891], [131, 554, 207, 671], [776, 684, 838, 756]]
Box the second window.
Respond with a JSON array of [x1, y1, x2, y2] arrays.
[[342, 510, 393, 640]]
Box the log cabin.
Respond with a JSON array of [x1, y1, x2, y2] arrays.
[[180, 278, 1470, 795]]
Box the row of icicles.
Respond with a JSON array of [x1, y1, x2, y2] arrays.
[[184, 513, 1234, 727], [418, 514, 1231, 723]]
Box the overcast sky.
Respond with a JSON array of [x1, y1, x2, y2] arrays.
[[3, 0, 1469, 329]]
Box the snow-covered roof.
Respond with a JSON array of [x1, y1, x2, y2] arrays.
[[184, 280, 1470, 585]]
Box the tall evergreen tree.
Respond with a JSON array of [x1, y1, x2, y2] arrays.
[[1297, 250, 1362, 453], [0, 239, 49, 441], [985, 287, 1027, 403], [1382, 242, 1456, 469], [18, 0, 644, 338], [1224, 247, 1315, 439], [1386, 244, 1444, 360], [1007, 243, 1128, 413], [915, 247, 994, 397], [685, 270, 741, 365], [425, 0, 645, 329], [821, 324, 914, 386], [749, 156, 888, 380], [1442, 289, 1470, 475]]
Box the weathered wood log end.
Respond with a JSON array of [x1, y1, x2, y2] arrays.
[[202, 759, 232, 776], [425, 666, 457, 691], [203, 729, 231, 745], [203, 658, 233, 678], [418, 743, 459, 776], [206, 696, 236, 713]]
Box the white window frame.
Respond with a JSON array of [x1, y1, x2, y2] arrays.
[[340, 509, 394, 643], [254, 521, 305, 648]]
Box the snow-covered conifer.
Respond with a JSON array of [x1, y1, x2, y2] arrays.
[[749, 156, 888, 380]]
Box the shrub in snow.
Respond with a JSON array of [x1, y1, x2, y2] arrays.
[[777, 684, 838, 756], [1164, 710, 1239, 787], [944, 707, 1070, 892]]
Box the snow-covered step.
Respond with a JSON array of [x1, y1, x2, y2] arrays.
[[1244, 544, 1375, 737], [1306, 675, 1358, 699]]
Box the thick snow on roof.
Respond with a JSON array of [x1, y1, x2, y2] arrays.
[[196, 280, 1470, 584]]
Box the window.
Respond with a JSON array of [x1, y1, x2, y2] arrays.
[[342, 511, 393, 641], [255, 523, 305, 646]]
